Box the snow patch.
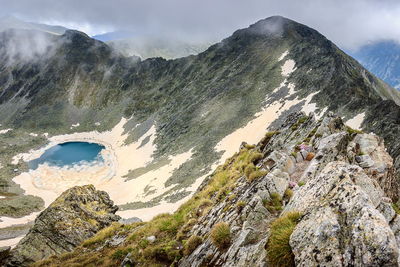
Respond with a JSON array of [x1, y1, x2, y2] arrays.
[[346, 112, 365, 130], [216, 90, 320, 162], [278, 50, 289, 61], [0, 235, 24, 248], [0, 212, 40, 228], [281, 59, 296, 77], [0, 129, 12, 134], [70, 123, 80, 129]]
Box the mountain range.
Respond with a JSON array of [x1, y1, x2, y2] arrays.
[[1, 15, 400, 266]]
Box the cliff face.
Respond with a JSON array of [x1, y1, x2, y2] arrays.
[[3, 185, 120, 266], [30, 112, 400, 266]]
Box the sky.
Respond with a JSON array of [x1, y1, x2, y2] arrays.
[[0, 0, 400, 50]]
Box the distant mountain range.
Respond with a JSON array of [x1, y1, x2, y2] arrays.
[[106, 36, 212, 59], [93, 30, 213, 59], [92, 31, 136, 42], [351, 40, 400, 90]]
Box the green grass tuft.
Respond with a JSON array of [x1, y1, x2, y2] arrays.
[[183, 235, 203, 255], [264, 193, 283, 214], [265, 131, 280, 138], [392, 203, 400, 214], [346, 126, 363, 135], [247, 170, 268, 182], [82, 222, 121, 247], [249, 152, 263, 163], [244, 163, 256, 177], [244, 143, 256, 149], [297, 116, 308, 124], [266, 211, 302, 267], [210, 222, 231, 250], [283, 188, 293, 201], [236, 200, 246, 212]]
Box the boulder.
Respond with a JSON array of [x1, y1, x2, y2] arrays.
[[5, 185, 120, 266], [288, 162, 398, 266]]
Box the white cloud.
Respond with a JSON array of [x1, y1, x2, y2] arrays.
[[0, 0, 400, 49]]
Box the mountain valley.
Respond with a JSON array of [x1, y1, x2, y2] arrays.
[[1, 15, 400, 266]]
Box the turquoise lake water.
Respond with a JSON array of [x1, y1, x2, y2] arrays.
[[28, 142, 105, 170]]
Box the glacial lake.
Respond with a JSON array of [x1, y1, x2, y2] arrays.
[[28, 142, 105, 170]]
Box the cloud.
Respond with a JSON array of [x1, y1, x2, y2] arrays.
[[0, 0, 400, 50], [0, 29, 57, 65]]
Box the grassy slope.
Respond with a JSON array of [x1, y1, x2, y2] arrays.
[[34, 139, 273, 266]]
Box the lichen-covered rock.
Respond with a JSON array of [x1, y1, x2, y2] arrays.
[[180, 113, 400, 267], [288, 162, 398, 266], [351, 133, 399, 202], [4, 185, 120, 266]]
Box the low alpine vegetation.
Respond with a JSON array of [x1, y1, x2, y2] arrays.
[[283, 188, 293, 202], [263, 192, 283, 214], [236, 200, 246, 212], [183, 235, 203, 255], [210, 222, 231, 250], [266, 211, 302, 267], [247, 169, 268, 182]]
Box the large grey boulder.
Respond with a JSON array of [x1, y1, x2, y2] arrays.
[[4, 185, 120, 266], [288, 162, 398, 266]]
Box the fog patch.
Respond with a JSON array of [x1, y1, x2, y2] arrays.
[[0, 29, 58, 65], [248, 16, 286, 37]]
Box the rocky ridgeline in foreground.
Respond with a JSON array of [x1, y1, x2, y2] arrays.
[[12, 112, 400, 266], [2, 185, 120, 266]]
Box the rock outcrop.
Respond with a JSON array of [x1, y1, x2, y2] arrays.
[[179, 112, 400, 266], [4, 185, 120, 266]]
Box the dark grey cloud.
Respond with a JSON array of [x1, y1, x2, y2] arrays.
[[0, 0, 399, 50]]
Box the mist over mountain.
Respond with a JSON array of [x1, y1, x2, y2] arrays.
[[93, 30, 214, 59], [0, 16, 67, 35], [92, 31, 136, 42], [1, 15, 400, 266]]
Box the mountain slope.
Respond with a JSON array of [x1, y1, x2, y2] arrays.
[[352, 40, 400, 90], [26, 112, 400, 266], [1, 16, 400, 236]]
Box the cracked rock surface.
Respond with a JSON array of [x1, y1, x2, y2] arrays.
[[4, 185, 120, 267]]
